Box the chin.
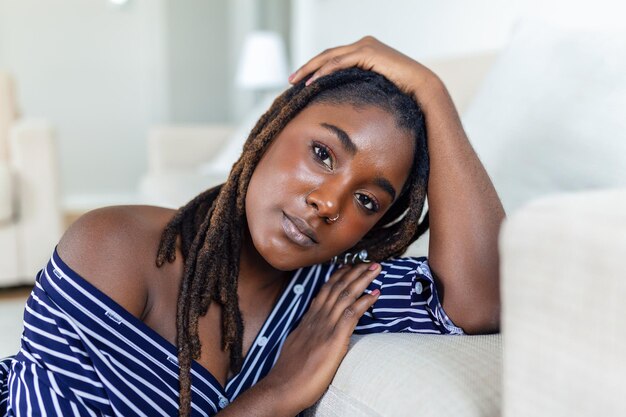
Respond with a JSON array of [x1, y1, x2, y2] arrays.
[[252, 234, 327, 271], [260, 242, 315, 271], [265, 257, 303, 272]]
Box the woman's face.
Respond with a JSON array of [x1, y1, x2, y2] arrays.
[[245, 102, 415, 271]]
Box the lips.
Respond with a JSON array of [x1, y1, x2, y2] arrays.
[[282, 212, 318, 247]]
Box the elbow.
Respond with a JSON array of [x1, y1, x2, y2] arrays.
[[456, 300, 501, 335], [443, 290, 501, 335], [435, 267, 502, 335]]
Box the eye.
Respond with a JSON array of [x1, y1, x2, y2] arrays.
[[312, 142, 333, 169], [355, 192, 380, 213]]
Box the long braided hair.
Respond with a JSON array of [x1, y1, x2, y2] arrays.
[[155, 68, 429, 416]]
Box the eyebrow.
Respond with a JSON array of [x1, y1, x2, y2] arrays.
[[374, 177, 397, 202], [320, 123, 357, 156]]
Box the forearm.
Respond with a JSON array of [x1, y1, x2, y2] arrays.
[[415, 76, 504, 333], [216, 378, 300, 417]]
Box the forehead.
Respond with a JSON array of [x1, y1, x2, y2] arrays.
[[285, 102, 415, 184], [290, 101, 414, 148]]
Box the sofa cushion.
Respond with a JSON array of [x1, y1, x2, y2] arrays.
[[463, 20, 626, 214], [305, 333, 501, 417]]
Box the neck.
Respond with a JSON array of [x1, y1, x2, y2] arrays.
[[238, 227, 291, 292]]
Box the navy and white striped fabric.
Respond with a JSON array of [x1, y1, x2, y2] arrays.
[[0, 246, 462, 416]]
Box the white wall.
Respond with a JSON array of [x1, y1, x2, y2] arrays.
[[291, 0, 625, 69], [291, 0, 517, 69], [0, 0, 168, 209], [513, 0, 626, 31], [166, 0, 230, 123]]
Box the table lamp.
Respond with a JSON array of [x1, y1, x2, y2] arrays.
[[235, 31, 289, 92]]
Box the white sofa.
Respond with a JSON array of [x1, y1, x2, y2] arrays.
[[500, 189, 626, 417], [0, 72, 64, 287], [138, 124, 235, 208], [302, 188, 626, 417], [138, 20, 626, 417]]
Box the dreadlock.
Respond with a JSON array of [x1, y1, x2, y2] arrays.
[[155, 68, 429, 416]]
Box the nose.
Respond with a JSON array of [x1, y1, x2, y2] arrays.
[[306, 183, 342, 221]]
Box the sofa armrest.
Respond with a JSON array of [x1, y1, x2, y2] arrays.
[[305, 333, 501, 417], [146, 124, 235, 174], [500, 188, 626, 417], [9, 120, 63, 278]]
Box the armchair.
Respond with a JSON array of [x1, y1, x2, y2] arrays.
[[0, 72, 63, 287]]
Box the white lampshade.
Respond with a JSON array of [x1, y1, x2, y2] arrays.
[[235, 31, 289, 90]]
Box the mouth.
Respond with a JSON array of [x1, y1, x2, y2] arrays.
[[282, 212, 318, 247]]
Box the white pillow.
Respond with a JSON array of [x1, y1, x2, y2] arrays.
[[463, 20, 626, 214]]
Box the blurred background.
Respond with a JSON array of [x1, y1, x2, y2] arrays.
[[1, 0, 625, 356], [0, 0, 620, 216], [0, 0, 292, 213]]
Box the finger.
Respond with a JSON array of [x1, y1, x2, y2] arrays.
[[314, 263, 368, 312], [328, 263, 381, 323], [334, 287, 381, 337], [304, 51, 368, 86], [327, 263, 354, 285], [310, 264, 353, 309], [326, 263, 372, 297], [289, 44, 356, 84]]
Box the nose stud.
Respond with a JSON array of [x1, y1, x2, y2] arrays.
[[327, 214, 340, 223]]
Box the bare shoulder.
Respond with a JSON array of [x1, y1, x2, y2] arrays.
[[57, 205, 179, 319]]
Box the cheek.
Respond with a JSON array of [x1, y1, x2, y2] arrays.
[[247, 155, 293, 204], [332, 214, 379, 249], [257, 149, 323, 197]]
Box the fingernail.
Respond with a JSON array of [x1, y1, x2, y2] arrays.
[[288, 72, 295, 82], [368, 263, 379, 271], [371, 289, 380, 297], [305, 76, 315, 86]]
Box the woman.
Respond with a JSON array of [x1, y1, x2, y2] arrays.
[[0, 37, 503, 416]]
